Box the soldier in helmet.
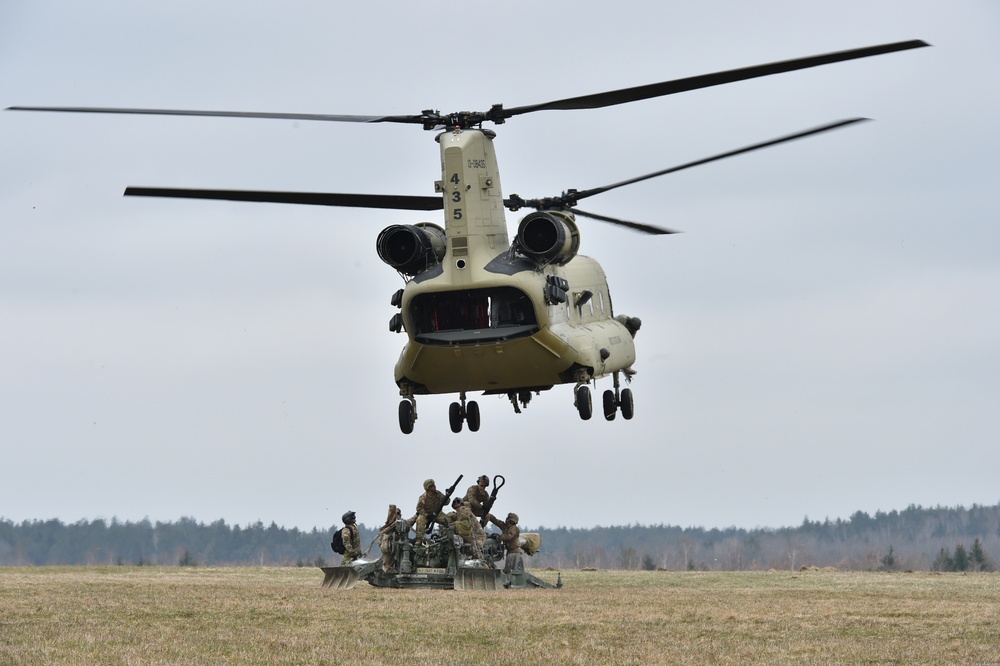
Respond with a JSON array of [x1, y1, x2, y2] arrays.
[[445, 497, 463, 522], [413, 479, 448, 546], [448, 498, 486, 559], [377, 504, 402, 573], [465, 474, 490, 519], [487, 511, 523, 574], [340, 510, 362, 565]]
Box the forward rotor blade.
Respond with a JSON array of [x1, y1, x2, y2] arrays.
[[569, 208, 679, 235], [500, 40, 928, 119], [8, 41, 927, 130], [6, 106, 426, 125], [571, 118, 870, 202], [124, 187, 443, 211]]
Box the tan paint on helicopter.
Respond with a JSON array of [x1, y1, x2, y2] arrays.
[[439, 129, 508, 273], [394, 128, 636, 395]]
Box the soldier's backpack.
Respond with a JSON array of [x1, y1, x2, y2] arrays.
[[330, 527, 345, 555]]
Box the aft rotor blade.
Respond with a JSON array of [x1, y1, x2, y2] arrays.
[[6, 106, 425, 125], [124, 187, 444, 211], [569, 208, 679, 235], [571, 118, 870, 202], [500, 40, 928, 119]]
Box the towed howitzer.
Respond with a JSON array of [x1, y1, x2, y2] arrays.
[[320, 474, 561, 590], [479, 474, 506, 527], [320, 517, 560, 590]]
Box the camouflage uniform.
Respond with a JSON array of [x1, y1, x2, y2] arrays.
[[414, 479, 448, 544], [378, 504, 402, 573], [488, 512, 523, 574], [340, 523, 362, 565], [448, 501, 486, 559], [465, 481, 490, 518]]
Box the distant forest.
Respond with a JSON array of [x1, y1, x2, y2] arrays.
[[2, 503, 998, 572]]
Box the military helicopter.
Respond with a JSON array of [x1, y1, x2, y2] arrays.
[[8, 39, 927, 434]]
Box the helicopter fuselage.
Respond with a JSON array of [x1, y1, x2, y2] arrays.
[[386, 128, 637, 420], [395, 256, 636, 395]]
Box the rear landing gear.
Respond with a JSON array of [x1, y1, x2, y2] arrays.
[[449, 392, 480, 433]]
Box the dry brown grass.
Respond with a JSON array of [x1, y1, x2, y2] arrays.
[[2, 567, 999, 664]]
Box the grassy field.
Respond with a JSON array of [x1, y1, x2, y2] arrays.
[[1, 567, 999, 665]]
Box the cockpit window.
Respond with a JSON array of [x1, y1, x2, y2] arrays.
[[410, 287, 538, 345]]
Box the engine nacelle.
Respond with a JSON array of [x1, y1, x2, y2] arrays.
[[376, 223, 446, 276], [514, 211, 581, 266]]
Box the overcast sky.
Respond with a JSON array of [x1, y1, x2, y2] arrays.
[[2, 1, 998, 533]]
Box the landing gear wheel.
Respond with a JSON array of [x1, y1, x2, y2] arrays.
[[576, 385, 593, 421], [620, 388, 634, 420], [603, 389, 617, 421], [449, 402, 464, 433], [398, 400, 415, 434], [466, 401, 481, 432]]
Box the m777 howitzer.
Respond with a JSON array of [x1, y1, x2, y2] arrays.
[[320, 516, 560, 591]]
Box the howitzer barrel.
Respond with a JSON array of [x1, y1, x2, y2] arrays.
[[443, 474, 463, 501]]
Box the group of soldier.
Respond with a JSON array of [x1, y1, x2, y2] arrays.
[[337, 474, 523, 573]]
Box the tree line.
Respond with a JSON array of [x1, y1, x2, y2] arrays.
[[0, 517, 374, 567], [531, 503, 1000, 571], [1, 503, 997, 571]]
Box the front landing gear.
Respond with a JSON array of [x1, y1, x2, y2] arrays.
[[449, 392, 480, 433], [575, 385, 593, 420], [398, 384, 417, 435], [398, 399, 416, 434], [602, 372, 634, 421]]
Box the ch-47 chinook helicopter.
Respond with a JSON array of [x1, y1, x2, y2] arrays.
[[9, 39, 927, 434]]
